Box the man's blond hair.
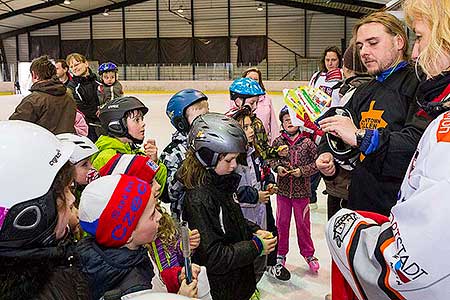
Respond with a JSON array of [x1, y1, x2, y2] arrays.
[[353, 11, 409, 61]]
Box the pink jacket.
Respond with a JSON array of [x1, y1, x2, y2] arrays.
[[228, 94, 280, 144], [74, 109, 88, 136]]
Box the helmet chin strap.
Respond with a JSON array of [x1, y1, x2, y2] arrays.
[[127, 134, 144, 149]]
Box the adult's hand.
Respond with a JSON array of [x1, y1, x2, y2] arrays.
[[318, 115, 358, 147], [316, 152, 336, 176]]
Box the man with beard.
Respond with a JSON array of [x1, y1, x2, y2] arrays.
[[316, 11, 421, 216]]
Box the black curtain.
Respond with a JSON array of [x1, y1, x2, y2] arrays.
[[126, 38, 158, 64], [93, 39, 124, 64], [195, 37, 229, 63], [160, 38, 193, 64], [236, 35, 267, 64], [29, 36, 60, 59], [61, 39, 92, 59]]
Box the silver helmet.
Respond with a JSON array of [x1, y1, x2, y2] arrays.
[[188, 113, 247, 168]]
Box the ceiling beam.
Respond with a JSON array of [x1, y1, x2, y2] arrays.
[[0, 0, 149, 39], [328, 0, 385, 10], [265, 0, 367, 18], [0, 0, 66, 21]]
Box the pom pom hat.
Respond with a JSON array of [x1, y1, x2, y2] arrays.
[[79, 174, 152, 247], [99, 154, 160, 183]]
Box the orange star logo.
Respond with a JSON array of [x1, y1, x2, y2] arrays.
[[359, 101, 388, 130]]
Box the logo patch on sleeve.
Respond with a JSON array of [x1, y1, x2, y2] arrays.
[[436, 111, 450, 142]]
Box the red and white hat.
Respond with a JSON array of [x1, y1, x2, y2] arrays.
[[99, 154, 160, 183], [79, 174, 151, 247]]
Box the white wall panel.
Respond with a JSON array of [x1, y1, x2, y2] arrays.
[[30, 25, 58, 36], [60, 17, 90, 40], [92, 9, 123, 39], [3, 37, 17, 65], [125, 1, 156, 38], [307, 12, 345, 57], [159, 1, 192, 37], [268, 4, 304, 63], [18, 34, 28, 61]]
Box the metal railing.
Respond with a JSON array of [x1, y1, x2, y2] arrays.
[[1, 60, 320, 83]]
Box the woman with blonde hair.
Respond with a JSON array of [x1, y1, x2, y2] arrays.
[[326, 0, 450, 299]]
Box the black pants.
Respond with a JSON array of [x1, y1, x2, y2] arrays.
[[327, 194, 348, 220], [310, 172, 321, 204]]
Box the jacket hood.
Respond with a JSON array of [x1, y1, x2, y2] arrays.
[[29, 77, 67, 96], [95, 135, 132, 154]]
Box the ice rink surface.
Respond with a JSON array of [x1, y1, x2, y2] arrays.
[[1, 92, 331, 300]]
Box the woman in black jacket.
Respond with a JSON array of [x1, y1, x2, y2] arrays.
[[179, 113, 277, 300]]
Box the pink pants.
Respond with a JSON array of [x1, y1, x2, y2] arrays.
[[276, 194, 315, 258]]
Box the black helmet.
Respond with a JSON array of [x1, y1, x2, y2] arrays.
[[188, 113, 247, 168], [0, 121, 74, 248], [322, 107, 361, 171], [99, 96, 148, 143]]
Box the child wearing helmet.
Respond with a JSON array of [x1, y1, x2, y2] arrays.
[[229, 77, 287, 160], [268, 107, 320, 273], [231, 107, 291, 282], [97, 62, 124, 106], [179, 113, 277, 300], [160, 88, 209, 220], [77, 174, 198, 299], [0, 121, 90, 299], [92, 96, 168, 193], [57, 133, 100, 240]]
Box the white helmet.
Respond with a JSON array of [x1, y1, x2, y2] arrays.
[[0, 121, 74, 248], [57, 133, 99, 164]]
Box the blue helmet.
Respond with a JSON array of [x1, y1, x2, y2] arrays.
[[166, 88, 208, 133], [98, 62, 118, 75], [229, 77, 265, 101]]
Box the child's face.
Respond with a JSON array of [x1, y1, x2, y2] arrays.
[[74, 158, 93, 185], [245, 71, 260, 82], [126, 110, 146, 141], [242, 116, 254, 144], [68, 58, 89, 77], [235, 96, 259, 113], [55, 186, 75, 240], [282, 114, 299, 135], [185, 100, 209, 125], [68, 201, 80, 237], [130, 194, 161, 246], [101, 72, 116, 85], [214, 152, 239, 175]]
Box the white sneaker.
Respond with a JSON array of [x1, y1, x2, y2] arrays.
[[309, 203, 318, 210]]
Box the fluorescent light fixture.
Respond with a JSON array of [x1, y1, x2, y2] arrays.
[[257, 3, 263, 11], [63, 0, 71, 4], [177, 5, 184, 13], [102, 9, 109, 16]]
